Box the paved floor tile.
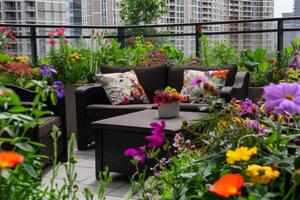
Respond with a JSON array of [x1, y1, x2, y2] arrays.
[[42, 149, 136, 199]]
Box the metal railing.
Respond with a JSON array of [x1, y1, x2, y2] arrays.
[[1, 16, 300, 64]]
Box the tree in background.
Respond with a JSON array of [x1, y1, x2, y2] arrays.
[[119, 0, 168, 25]]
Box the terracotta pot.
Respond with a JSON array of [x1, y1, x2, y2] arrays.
[[158, 101, 180, 119]]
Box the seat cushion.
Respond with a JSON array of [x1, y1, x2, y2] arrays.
[[101, 65, 168, 102], [86, 104, 155, 118], [167, 65, 237, 92], [39, 116, 62, 139]]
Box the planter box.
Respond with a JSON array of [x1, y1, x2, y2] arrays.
[[158, 101, 180, 119], [248, 87, 264, 101], [64, 84, 86, 138]]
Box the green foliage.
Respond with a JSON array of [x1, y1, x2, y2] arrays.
[[119, 0, 168, 25], [200, 35, 239, 66]]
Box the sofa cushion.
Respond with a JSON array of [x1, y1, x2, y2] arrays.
[[86, 104, 154, 118], [39, 116, 62, 139], [167, 65, 237, 92], [101, 65, 167, 102], [96, 70, 150, 105]]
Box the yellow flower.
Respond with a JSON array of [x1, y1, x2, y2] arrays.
[[226, 146, 257, 165], [159, 48, 165, 53], [247, 164, 280, 184], [218, 120, 229, 133], [70, 52, 82, 62], [16, 55, 29, 63], [145, 41, 152, 46], [233, 117, 245, 124]]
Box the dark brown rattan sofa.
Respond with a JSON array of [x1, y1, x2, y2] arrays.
[[75, 64, 249, 150], [4, 85, 68, 163]]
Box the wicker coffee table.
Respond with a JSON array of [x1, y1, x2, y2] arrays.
[[92, 109, 205, 176]]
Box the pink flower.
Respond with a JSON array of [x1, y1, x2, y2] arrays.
[[191, 76, 207, 86], [239, 98, 259, 115], [3, 44, 10, 49], [146, 121, 166, 148], [7, 51, 14, 57], [146, 133, 165, 148], [55, 27, 65, 37], [48, 31, 55, 38], [124, 146, 146, 164], [63, 39, 69, 44], [150, 121, 165, 135], [49, 39, 56, 45]]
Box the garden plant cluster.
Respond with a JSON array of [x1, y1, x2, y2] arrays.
[[0, 26, 300, 200]]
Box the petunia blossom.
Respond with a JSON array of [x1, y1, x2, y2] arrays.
[[150, 121, 165, 135], [39, 64, 57, 78], [53, 81, 64, 98], [146, 121, 166, 148], [289, 54, 300, 70], [263, 82, 300, 115], [124, 146, 146, 164]]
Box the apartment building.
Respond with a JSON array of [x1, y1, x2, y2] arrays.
[[0, 0, 68, 57]]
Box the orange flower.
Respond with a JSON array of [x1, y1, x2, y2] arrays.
[[0, 151, 24, 169], [212, 70, 228, 78], [171, 92, 184, 102], [210, 174, 244, 198]]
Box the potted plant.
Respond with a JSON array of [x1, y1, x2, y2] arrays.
[[153, 87, 184, 119]]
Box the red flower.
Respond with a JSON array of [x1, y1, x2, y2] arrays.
[[48, 31, 55, 38], [196, 24, 203, 31], [49, 39, 56, 45], [55, 27, 65, 37], [4, 62, 34, 76], [210, 174, 244, 198], [0, 151, 24, 169]]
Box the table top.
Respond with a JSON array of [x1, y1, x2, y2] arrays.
[[92, 110, 206, 133]]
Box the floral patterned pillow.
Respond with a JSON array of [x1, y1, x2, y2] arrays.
[[97, 70, 150, 105], [180, 69, 228, 102]]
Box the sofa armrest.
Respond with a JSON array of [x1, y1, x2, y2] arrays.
[[75, 84, 110, 150], [221, 72, 250, 101]]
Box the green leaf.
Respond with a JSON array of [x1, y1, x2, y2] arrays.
[[50, 92, 57, 105], [15, 143, 34, 152], [8, 106, 30, 113], [21, 162, 38, 178]]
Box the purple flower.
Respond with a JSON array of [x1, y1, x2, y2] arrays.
[[39, 64, 57, 78], [264, 82, 300, 115], [245, 120, 265, 134], [124, 146, 146, 164], [150, 121, 165, 135], [294, 138, 300, 146], [52, 81, 64, 99], [191, 76, 207, 86], [146, 133, 165, 148], [239, 98, 259, 115], [289, 54, 300, 70], [146, 121, 166, 148]]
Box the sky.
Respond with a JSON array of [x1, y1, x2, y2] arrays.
[[274, 0, 294, 17]]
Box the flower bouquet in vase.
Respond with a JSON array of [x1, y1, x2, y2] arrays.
[[153, 87, 184, 119]]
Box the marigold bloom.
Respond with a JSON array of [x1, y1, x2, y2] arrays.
[[16, 55, 29, 63], [246, 164, 280, 184], [226, 146, 257, 165], [0, 151, 24, 168], [210, 174, 244, 198]]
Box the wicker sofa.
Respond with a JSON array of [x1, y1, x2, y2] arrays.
[[75, 64, 249, 150], [4, 85, 68, 163]]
